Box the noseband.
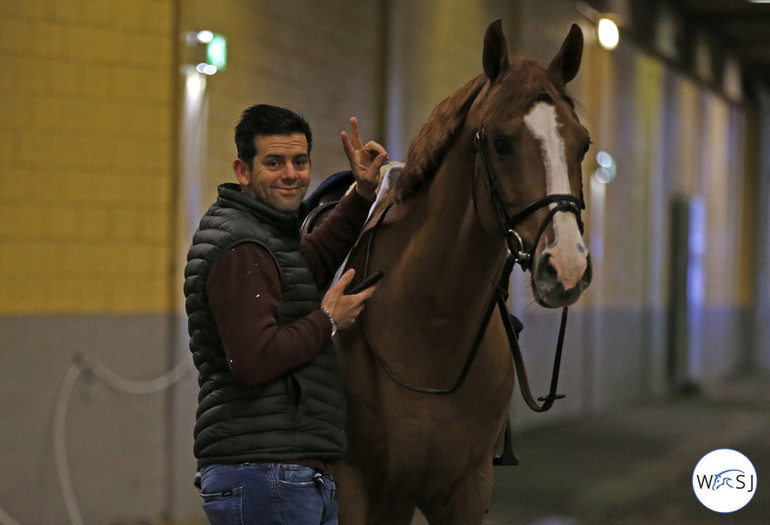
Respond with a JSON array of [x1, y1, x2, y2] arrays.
[[472, 129, 584, 271]]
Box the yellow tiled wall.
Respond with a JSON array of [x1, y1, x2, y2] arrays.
[[0, 0, 176, 314]]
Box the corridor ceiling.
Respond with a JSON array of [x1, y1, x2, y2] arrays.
[[668, 0, 770, 92]]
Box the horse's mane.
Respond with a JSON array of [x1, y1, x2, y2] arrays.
[[390, 57, 565, 203], [389, 74, 486, 203]]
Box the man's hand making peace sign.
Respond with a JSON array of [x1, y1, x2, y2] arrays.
[[341, 117, 389, 200]]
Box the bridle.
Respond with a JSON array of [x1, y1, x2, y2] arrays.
[[472, 128, 585, 270], [356, 127, 586, 412], [471, 127, 585, 411]]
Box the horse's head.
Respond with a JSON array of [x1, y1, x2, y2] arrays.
[[469, 20, 592, 308]]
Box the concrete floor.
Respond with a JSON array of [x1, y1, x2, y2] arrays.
[[469, 375, 770, 525]]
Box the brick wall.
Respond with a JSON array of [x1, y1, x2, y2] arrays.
[[0, 0, 176, 314]]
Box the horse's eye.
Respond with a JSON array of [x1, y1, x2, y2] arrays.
[[492, 136, 513, 156]]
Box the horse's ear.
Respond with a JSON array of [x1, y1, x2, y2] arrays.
[[547, 23, 583, 85], [483, 19, 508, 83]]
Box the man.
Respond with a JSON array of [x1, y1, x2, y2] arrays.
[[184, 104, 388, 524]]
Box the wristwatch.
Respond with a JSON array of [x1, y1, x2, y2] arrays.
[[321, 308, 338, 337]]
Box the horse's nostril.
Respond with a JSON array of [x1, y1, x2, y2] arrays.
[[543, 255, 558, 279]]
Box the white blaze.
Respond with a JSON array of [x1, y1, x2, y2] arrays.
[[523, 102, 587, 289]]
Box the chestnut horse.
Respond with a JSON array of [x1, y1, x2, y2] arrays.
[[333, 20, 591, 524]]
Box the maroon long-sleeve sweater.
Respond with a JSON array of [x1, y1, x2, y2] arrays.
[[206, 189, 372, 386]]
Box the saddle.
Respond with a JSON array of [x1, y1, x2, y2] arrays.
[[299, 170, 356, 235]]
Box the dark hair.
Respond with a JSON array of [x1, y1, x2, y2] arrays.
[[234, 104, 313, 168]]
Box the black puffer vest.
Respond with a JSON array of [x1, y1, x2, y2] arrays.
[[184, 183, 346, 468]]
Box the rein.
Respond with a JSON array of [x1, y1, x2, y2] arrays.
[[473, 128, 584, 411], [358, 203, 502, 396], [355, 129, 583, 411]]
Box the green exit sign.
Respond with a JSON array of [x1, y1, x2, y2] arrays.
[[206, 34, 227, 70]]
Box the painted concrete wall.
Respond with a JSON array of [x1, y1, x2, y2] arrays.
[[1, 0, 767, 523]]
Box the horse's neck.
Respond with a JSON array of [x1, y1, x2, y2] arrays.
[[359, 144, 508, 377], [389, 149, 506, 324]]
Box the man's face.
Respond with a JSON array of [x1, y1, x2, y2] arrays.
[[234, 133, 312, 212]]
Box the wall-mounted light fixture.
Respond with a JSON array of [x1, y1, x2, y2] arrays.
[[185, 31, 227, 76], [597, 18, 619, 51]]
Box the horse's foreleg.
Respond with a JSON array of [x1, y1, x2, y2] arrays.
[[334, 461, 371, 525], [419, 461, 494, 525], [335, 461, 417, 525], [369, 502, 417, 525]]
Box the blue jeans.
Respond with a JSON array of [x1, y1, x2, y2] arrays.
[[200, 463, 338, 525]]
